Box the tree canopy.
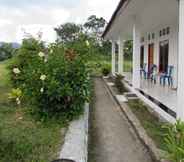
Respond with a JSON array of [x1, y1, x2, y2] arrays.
[[54, 23, 82, 43], [54, 15, 111, 56], [84, 15, 106, 36], [0, 43, 15, 61]]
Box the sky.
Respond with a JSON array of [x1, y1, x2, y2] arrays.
[[0, 0, 119, 43]]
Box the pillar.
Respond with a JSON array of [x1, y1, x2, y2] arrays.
[[118, 39, 124, 74], [132, 23, 141, 88], [177, 0, 184, 120]]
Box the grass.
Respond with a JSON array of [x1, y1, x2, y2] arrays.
[[127, 99, 167, 150], [123, 60, 132, 72], [0, 59, 66, 162]]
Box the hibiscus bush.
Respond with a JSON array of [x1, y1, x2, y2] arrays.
[[10, 38, 90, 120]]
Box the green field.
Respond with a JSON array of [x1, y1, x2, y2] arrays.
[[0, 60, 66, 162], [123, 60, 132, 72]]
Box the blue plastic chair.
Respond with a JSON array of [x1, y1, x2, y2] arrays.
[[146, 64, 156, 79], [159, 66, 174, 86]]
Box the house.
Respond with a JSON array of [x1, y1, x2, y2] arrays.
[[102, 0, 184, 122]]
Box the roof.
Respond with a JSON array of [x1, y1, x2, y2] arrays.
[[102, 0, 128, 38]]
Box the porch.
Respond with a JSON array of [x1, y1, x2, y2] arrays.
[[123, 72, 177, 120]]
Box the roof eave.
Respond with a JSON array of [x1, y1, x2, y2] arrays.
[[102, 0, 127, 39]]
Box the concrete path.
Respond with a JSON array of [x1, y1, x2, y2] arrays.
[[88, 78, 153, 162]]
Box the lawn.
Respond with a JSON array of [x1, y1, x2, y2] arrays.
[[123, 59, 132, 72], [0, 59, 66, 162], [127, 100, 167, 150]]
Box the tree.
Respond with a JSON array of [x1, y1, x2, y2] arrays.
[[84, 15, 107, 37], [0, 43, 15, 61], [84, 15, 111, 55], [54, 23, 82, 43], [124, 40, 133, 60]]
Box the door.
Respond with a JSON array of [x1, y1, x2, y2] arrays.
[[159, 40, 169, 73], [148, 44, 154, 70], [140, 46, 144, 68]]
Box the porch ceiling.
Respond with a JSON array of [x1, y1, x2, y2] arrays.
[[105, 0, 179, 41]]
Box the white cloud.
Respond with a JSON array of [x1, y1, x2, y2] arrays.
[[51, 9, 70, 26], [16, 24, 56, 43], [0, 19, 12, 27], [0, 0, 119, 42], [70, 0, 119, 23]]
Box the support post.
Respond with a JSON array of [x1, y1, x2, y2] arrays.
[[132, 23, 141, 88], [177, 0, 184, 120], [118, 39, 124, 75]]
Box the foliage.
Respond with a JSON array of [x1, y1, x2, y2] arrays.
[[8, 88, 22, 105], [0, 43, 16, 61], [84, 15, 106, 37], [163, 120, 184, 162], [10, 38, 90, 120], [123, 40, 133, 72], [101, 63, 111, 76], [115, 74, 127, 93], [55, 23, 82, 43], [64, 33, 111, 76], [0, 59, 65, 162], [128, 100, 184, 162], [124, 40, 133, 61], [99, 40, 111, 56], [65, 33, 91, 61], [84, 15, 111, 56], [54, 15, 111, 58]]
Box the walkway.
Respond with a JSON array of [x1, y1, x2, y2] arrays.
[[88, 78, 153, 162]]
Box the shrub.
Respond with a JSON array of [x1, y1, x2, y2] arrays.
[[101, 63, 111, 76], [163, 120, 184, 162], [10, 39, 90, 120], [8, 88, 22, 105], [115, 74, 127, 93]]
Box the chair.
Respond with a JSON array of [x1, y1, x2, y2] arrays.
[[145, 64, 156, 79], [150, 65, 158, 84], [140, 63, 147, 79], [159, 66, 174, 87]]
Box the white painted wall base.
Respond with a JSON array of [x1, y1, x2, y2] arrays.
[[59, 103, 89, 162], [123, 81, 176, 123]]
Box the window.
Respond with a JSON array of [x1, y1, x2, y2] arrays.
[[140, 46, 144, 68], [159, 40, 169, 73], [167, 27, 170, 34], [160, 30, 162, 37], [159, 27, 170, 37], [148, 34, 151, 40], [141, 37, 144, 43], [152, 33, 155, 39], [163, 29, 166, 36]]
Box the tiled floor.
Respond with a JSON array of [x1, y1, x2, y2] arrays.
[[123, 72, 177, 113]]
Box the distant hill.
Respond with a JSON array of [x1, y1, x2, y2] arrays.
[[11, 42, 21, 49], [0, 42, 21, 49]]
